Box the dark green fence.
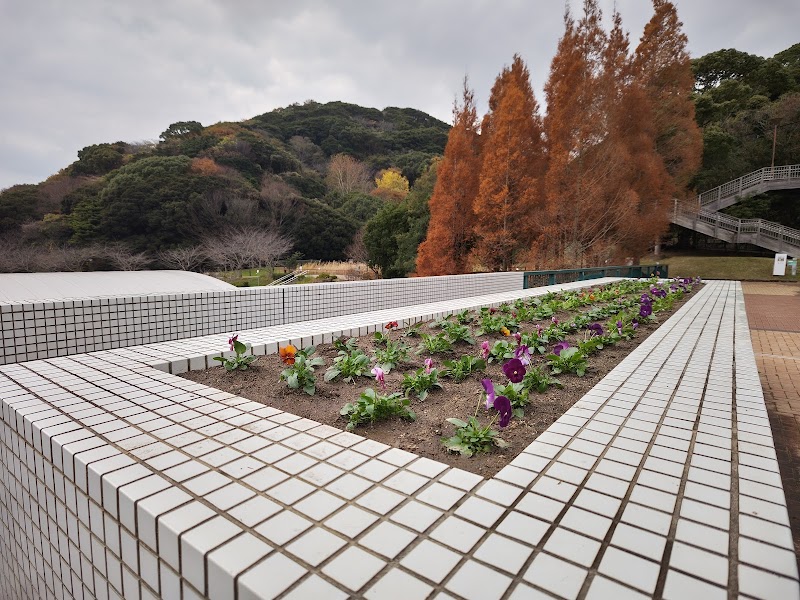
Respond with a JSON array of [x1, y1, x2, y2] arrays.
[[523, 264, 668, 289]]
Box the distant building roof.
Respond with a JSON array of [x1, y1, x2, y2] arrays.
[[0, 270, 236, 303]]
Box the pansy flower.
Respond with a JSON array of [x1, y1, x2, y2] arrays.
[[480, 340, 490, 360], [514, 344, 531, 366], [228, 334, 239, 352], [494, 395, 512, 428], [588, 323, 604, 337], [385, 321, 399, 330], [502, 358, 526, 383], [553, 341, 571, 356], [639, 302, 652, 318], [500, 326, 511, 336], [481, 378, 496, 409], [371, 366, 386, 391], [424, 357, 434, 374], [616, 320, 623, 335], [279, 344, 297, 365]]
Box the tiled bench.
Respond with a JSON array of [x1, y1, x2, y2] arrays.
[[0, 280, 797, 600]]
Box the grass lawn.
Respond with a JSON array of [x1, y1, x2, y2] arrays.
[[648, 254, 800, 282]]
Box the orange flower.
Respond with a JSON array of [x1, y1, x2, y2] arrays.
[[279, 345, 297, 365], [589, 294, 596, 301], [500, 327, 511, 336]]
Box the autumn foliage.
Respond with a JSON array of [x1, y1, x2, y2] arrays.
[[417, 79, 481, 275], [415, 0, 702, 273]]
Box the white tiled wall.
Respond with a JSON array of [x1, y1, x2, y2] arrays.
[[0, 273, 523, 365]]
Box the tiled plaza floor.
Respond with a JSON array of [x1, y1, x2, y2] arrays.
[[743, 282, 800, 572]]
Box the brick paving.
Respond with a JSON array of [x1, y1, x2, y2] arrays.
[[743, 282, 800, 571]]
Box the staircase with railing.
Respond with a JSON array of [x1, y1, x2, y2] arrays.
[[670, 164, 800, 254], [267, 268, 306, 286]]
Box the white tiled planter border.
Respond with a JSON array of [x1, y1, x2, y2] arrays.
[[0, 280, 797, 599], [0, 272, 522, 365]]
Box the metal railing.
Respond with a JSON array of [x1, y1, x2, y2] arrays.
[[673, 205, 800, 253], [523, 265, 667, 289], [267, 269, 306, 286], [698, 164, 800, 208]]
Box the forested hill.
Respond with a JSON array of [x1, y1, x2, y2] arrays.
[[691, 44, 800, 228], [0, 101, 449, 268]]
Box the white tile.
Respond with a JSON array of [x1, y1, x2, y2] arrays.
[[599, 547, 659, 594], [446, 560, 513, 600], [206, 534, 272, 600], [286, 527, 347, 567], [359, 522, 416, 559], [400, 540, 462, 584], [523, 552, 587, 599], [364, 568, 433, 600], [237, 553, 306, 600], [662, 570, 726, 600], [430, 516, 485, 553], [322, 546, 386, 593], [474, 534, 534, 575]]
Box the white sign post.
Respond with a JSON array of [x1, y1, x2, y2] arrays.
[[773, 253, 788, 276]]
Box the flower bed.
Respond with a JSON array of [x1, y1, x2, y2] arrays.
[[183, 278, 701, 476]]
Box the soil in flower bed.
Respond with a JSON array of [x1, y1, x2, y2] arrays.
[[182, 282, 701, 478]]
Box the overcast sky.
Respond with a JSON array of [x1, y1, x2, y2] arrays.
[[0, 0, 797, 190]]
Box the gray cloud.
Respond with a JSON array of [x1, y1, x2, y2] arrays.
[[0, 0, 796, 189]]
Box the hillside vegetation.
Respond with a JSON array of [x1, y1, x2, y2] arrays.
[[0, 101, 448, 272]]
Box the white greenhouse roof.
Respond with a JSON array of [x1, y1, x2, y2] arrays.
[[0, 270, 235, 303]]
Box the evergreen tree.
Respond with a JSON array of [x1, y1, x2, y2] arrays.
[[416, 80, 481, 275], [473, 56, 545, 271]]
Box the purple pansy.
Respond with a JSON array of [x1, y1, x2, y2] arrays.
[[588, 323, 604, 337], [502, 358, 526, 383], [228, 334, 239, 351], [632, 318, 639, 330], [481, 340, 490, 360], [494, 396, 512, 428], [640, 293, 652, 304], [616, 320, 623, 335], [513, 331, 522, 344], [639, 302, 652, 318], [424, 358, 434, 374], [481, 378, 496, 409], [553, 341, 571, 356], [551, 316, 559, 326], [514, 344, 532, 366]]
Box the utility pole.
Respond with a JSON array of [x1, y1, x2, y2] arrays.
[[770, 118, 780, 169]]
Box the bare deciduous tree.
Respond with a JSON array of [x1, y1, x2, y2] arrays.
[[192, 188, 261, 234], [260, 177, 302, 229], [103, 243, 151, 271], [325, 154, 372, 195], [158, 246, 207, 272], [203, 227, 293, 280]]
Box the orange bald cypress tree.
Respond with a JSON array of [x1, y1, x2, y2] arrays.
[[542, 1, 619, 267], [601, 11, 671, 258], [473, 55, 545, 271], [416, 79, 481, 275], [634, 0, 702, 213]]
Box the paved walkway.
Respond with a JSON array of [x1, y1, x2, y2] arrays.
[[0, 281, 798, 599], [743, 282, 800, 570]]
